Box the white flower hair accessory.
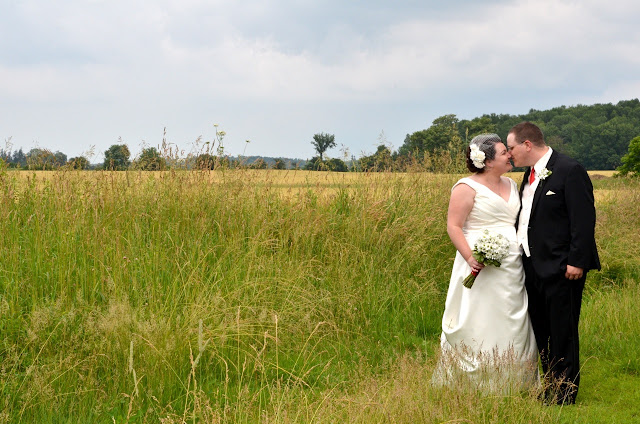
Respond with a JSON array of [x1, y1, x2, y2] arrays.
[[538, 167, 552, 181], [469, 144, 486, 169]]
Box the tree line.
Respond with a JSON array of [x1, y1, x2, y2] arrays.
[[395, 98, 640, 172], [2, 99, 639, 173], [0, 143, 304, 172], [306, 99, 640, 173], [458, 98, 640, 171]]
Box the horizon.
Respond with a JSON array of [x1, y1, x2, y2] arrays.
[[3, 1, 640, 162]]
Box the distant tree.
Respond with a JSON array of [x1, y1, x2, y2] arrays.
[[12, 149, 27, 168], [0, 149, 9, 164], [398, 114, 459, 158], [302, 156, 345, 172], [103, 143, 131, 170], [250, 158, 268, 169], [617, 136, 640, 177], [303, 156, 324, 171], [26, 148, 57, 170], [134, 147, 166, 171], [68, 156, 89, 170], [311, 133, 336, 161], [397, 134, 414, 157], [360, 145, 394, 171], [325, 158, 348, 172], [273, 159, 286, 170], [195, 153, 215, 170], [218, 156, 231, 169], [390, 100, 640, 171], [458, 116, 497, 141], [489, 99, 640, 169], [54, 151, 67, 166], [546, 135, 569, 155]]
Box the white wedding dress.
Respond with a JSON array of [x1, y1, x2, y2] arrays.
[[433, 177, 539, 392]]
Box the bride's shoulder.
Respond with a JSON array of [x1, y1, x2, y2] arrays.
[[453, 176, 474, 187], [502, 176, 518, 187], [452, 177, 478, 192]]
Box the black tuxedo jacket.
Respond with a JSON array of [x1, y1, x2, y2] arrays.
[[518, 151, 601, 281]]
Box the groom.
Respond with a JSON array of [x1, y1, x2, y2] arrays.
[[507, 122, 600, 405]]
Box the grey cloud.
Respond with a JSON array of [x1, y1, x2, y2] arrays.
[[1, 0, 639, 160]]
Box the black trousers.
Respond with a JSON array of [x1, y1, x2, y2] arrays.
[[522, 254, 585, 404]]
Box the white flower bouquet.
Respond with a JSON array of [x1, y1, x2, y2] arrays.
[[462, 230, 510, 288]]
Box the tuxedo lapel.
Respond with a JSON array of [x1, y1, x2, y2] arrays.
[[530, 151, 558, 220]]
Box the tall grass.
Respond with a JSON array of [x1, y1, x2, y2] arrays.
[[0, 166, 638, 423]]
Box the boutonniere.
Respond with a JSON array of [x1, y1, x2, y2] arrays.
[[538, 167, 552, 181]]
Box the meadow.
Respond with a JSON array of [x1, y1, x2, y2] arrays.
[[0, 167, 638, 423]]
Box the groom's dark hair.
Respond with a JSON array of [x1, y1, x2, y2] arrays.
[[509, 122, 545, 147]]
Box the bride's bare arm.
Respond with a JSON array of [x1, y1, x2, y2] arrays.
[[447, 184, 484, 272]]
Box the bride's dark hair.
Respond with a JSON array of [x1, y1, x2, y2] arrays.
[[466, 133, 501, 173]]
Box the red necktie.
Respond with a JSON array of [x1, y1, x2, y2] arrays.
[[528, 168, 535, 185]]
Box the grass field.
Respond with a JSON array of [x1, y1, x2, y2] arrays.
[[0, 168, 638, 423]]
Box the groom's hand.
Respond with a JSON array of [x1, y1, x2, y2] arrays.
[[565, 265, 584, 280]]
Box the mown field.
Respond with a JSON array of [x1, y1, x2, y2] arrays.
[[0, 168, 638, 423]]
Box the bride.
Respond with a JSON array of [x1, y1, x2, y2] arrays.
[[433, 134, 538, 392]]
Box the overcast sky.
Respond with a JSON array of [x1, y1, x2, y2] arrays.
[[2, 0, 639, 162]]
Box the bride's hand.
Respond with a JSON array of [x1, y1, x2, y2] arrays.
[[466, 256, 485, 273]]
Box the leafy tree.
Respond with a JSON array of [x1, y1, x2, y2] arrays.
[[546, 135, 569, 155], [273, 159, 286, 170], [303, 156, 324, 171], [458, 116, 497, 141], [68, 156, 89, 170], [397, 134, 412, 156], [103, 144, 131, 170], [195, 153, 215, 170], [218, 156, 231, 169], [311, 133, 336, 161], [26, 148, 57, 170], [12, 148, 27, 168], [617, 136, 640, 177], [398, 114, 460, 157], [0, 149, 11, 165], [134, 147, 166, 171], [302, 156, 346, 172], [486, 99, 640, 170], [54, 151, 67, 166], [325, 158, 348, 172], [250, 158, 267, 169], [359, 145, 394, 172], [423, 114, 459, 152]]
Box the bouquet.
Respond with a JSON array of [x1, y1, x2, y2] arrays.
[[462, 230, 510, 288]]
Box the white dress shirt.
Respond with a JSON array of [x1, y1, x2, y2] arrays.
[[517, 147, 553, 257]]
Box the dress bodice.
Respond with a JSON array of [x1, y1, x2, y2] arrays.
[[453, 177, 521, 241]]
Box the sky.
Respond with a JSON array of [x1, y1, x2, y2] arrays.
[[2, 0, 640, 163]]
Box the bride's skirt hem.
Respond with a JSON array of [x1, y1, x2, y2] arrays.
[[431, 337, 541, 395]]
